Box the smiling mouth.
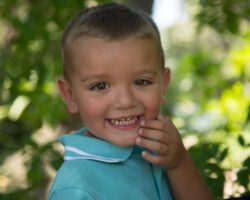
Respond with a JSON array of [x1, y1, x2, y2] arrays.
[[110, 116, 139, 126]]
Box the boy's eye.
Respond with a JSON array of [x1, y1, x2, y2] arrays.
[[134, 79, 152, 86], [91, 82, 109, 91]]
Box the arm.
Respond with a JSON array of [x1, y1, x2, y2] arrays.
[[136, 115, 214, 200], [166, 151, 213, 200]]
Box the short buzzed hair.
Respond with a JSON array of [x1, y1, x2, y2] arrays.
[[61, 3, 164, 81]]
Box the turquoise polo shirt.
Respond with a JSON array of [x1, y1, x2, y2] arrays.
[[48, 127, 173, 200]]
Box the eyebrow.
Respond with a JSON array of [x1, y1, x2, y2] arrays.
[[81, 68, 158, 83], [135, 69, 158, 76], [81, 74, 109, 83]]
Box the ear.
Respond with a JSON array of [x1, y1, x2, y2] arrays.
[[57, 76, 78, 113], [161, 67, 171, 105]]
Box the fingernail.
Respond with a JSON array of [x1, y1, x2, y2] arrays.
[[138, 128, 143, 135], [136, 137, 141, 144], [140, 120, 145, 126], [142, 151, 147, 157]]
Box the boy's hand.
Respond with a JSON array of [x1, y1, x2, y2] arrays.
[[136, 115, 188, 170], [136, 115, 214, 199]]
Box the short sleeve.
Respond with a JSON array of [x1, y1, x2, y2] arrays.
[[49, 188, 95, 200]]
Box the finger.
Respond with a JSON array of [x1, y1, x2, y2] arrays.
[[142, 116, 180, 137], [141, 151, 165, 166], [157, 115, 177, 132], [136, 136, 168, 155], [140, 118, 168, 132], [138, 128, 171, 144]]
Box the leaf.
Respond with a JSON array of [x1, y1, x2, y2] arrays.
[[243, 157, 250, 168], [237, 168, 249, 188], [238, 135, 245, 146], [219, 148, 228, 162]]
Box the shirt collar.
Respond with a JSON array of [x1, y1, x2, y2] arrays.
[[60, 127, 134, 163]]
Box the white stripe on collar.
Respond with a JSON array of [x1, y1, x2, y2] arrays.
[[64, 146, 125, 163], [64, 156, 124, 163]]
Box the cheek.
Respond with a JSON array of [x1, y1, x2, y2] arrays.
[[143, 92, 162, 118], [78, 97, 107, 121]]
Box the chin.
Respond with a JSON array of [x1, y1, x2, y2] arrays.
[[109, 138, 136, 147]]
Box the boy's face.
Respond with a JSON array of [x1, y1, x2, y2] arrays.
[[58, 37, 170, 146]]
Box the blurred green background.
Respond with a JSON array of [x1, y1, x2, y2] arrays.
[[0, 0, 249, 199]]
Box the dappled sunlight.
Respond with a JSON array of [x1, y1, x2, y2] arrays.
[[0, 0, 249, 199], [0, 150, 29, 192], [220, 82, 249, 131], [222, 39, 250, 79], [8, 95, 30, 121]]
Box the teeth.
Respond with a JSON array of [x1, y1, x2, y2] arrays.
[[110, 117, 138, 125]]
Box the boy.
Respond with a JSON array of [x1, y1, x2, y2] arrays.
[[49, 3, 214, 200]]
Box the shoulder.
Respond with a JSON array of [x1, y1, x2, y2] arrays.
[[51, 159, 96, 188], [49, 187, 96, 200], [49, 160, 103, 199], [48, 160, 99, 199]]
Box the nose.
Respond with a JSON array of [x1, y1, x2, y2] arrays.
[[113, 86, 137, 109]]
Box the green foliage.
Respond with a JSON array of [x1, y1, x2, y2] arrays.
[[0, 0, 249, 199], [189, 0, 250, 34], [237, 137, 250, 189], [163, 1, 250, 198], [166, 33, 250, 198], [0, 0, 111, 199]]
